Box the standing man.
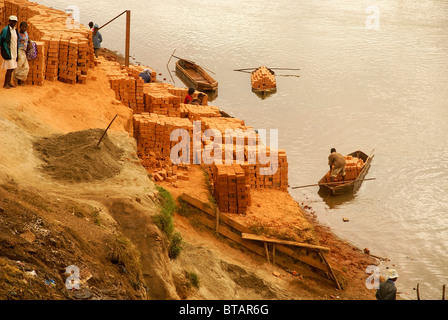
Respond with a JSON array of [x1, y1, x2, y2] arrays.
[[13, 21, 31, 86], [0, 15, 19, 89], [92, 24, 102, 58], [376, 269, 399, 300], [328, 148, 346, 181]]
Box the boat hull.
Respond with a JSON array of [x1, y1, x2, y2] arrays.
[[175, 59, 218, 92]]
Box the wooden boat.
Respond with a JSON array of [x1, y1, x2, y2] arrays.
[[175, 59, 218, 92], [251, 66, 277, 95], [318, 150, 375, 196]]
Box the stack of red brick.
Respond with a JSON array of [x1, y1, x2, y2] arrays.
[[212, 164, 251, 214], [251, 66, 276, 90]]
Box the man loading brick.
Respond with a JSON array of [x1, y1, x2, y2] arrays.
[[328, 148, 346, 182]]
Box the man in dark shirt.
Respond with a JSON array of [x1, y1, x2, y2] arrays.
[[376, 269, 399, 300], [139, 68, 152, 83]]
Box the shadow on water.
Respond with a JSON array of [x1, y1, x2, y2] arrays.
[[252, 88, 277, 100], [317, 188, 357, 209]]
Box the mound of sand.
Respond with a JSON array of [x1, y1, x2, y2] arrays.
[[33, 128, 124, 183]]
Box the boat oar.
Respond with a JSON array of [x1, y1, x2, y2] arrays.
[[166, 49, 176, 84], [234, 67, 300, 72], [291, 178, 376, 190]]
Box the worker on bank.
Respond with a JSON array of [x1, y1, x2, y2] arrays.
[[376, 269, 399, 300], [92, 24, 102, 58], [184, 87, 195, 104], [192, 92, 206, 105], [328, 148, 346, 182], [13, 21, 31, 86], [139, 68, 152, 83], [0, 15, 19, 89]]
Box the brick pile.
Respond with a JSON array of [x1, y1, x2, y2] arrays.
[[143, 83, 182, 117], [324, 156, 364, 182], [96, 57, 145, 113], [251, 66, 276, 90], [212, 164, 251, 214], [126, 64, 157, 83], [179, 103, 220, 120], [133, 112, 194, 159]]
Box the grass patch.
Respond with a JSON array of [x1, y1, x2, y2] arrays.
[[185, 271, 200, 288], [154, 185, 184, 259], [109, 235, 144, 288]]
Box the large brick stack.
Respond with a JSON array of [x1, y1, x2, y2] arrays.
[[96, 57, 145, 112], [212, 164, 251, 214], [143, 83, 182, 117], [251, 66, 276, 90], [133, 113, 194, 160]]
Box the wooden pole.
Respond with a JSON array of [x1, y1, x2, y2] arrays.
[[319, 250, 342, 290], [291, 178, 376, 190], [98, 10, 127, 30], [215, 208, 220, 234], [97, 114, 118, 148], [264, 242, 270, 264], [443, 284, 446, 300], [272, 243, 276, 266], [416, 283, 420, 300], [125, 10, 131, 67], [166, 49, 176, 84]]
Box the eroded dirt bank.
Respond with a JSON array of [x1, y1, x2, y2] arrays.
[[0, 60, 377, 300]]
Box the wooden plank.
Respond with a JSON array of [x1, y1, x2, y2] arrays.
[[241, 233, 330, 252], [193, 212, 337, 286], [179, 193, 215, 216], [319, 249, 342, 290], [276, 243, 330, 273]]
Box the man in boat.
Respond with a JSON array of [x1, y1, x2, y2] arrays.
[[328, 148, 346, 181], [376, 269, 399, 300]]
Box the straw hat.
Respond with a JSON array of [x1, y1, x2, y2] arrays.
[[386, 269, 399, 280], [9, 15, 18, 21]]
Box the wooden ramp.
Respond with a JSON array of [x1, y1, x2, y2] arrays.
[[178, 193, 342, 290]]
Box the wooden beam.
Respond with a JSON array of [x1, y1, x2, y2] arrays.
[[241, 233, 330, 252]]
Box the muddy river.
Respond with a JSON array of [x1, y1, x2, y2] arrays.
[[36, 0, 448, 300]]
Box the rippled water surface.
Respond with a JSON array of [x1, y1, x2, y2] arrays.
[[36, 0, 448, 299]]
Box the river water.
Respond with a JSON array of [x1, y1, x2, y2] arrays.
[[35, 0, 448, 300]]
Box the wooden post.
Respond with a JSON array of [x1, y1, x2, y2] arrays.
[[272, 243, 276, 266], [125, 10, 131, 67], [416, 283, 420, 300], [215, 208, 220, 234], [264, 242, 270, 264], [442, 284, 446, 300]]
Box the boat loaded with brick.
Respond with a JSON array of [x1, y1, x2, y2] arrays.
[[318, 150, 375, 196], [251, 66, 277, 98]]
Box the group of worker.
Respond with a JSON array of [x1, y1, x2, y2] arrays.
[[0, 16, 103, 89], [0, 15, 31, 89]]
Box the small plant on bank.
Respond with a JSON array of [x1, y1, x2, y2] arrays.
[[185, 271, 200, 288], [153, 185, 184, 259]]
